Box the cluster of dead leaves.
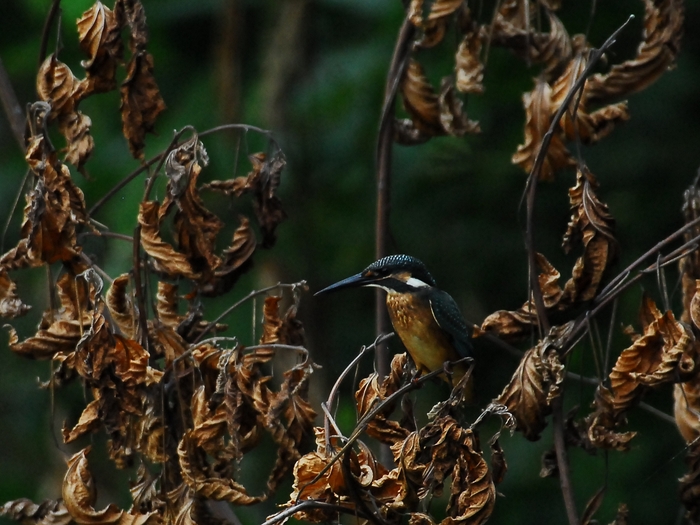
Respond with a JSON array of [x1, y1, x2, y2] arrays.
[[283, 353, 499, 525], [138, 133, 286, 298], [398, 0, 683, 181], [37, 0, 165, 168], [509, 0, 683, 180], [1, 1, 314, 523], [482, 167, 617, 343]]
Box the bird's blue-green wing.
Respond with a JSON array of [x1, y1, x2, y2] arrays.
[[428, 289, 473, 359]]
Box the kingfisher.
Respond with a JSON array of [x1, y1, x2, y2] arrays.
[[316, 254, 473, 390]]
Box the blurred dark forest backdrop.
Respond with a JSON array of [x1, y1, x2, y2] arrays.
[[1, 0, 700, 524]]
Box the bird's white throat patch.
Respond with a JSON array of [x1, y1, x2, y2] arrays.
[[405, 277, 430, 289]]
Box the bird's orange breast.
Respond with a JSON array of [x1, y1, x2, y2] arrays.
[[386, 293, 466, 386]]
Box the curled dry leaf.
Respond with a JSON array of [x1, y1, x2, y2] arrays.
[[1, 136, 87, 270], [63, 447, 124, 524], [0, 499, 72, 525], [204, 151, 287, 249], [106, 274, 137, 339], [0, 270, 30, 318], [455, 30, 484, 95], [512, 77, 574, 181], [608, 295, 695, 411], [490, 2, 572, 79], [674, 382, 700, 443], [551, 53, 630, 146], [561, 167, 617, 304], [284, 427, 402, 523], [355, 352, 413, 445], [494, 323, 570, 440], [37, 56, 80, 118], [139, 201, 200, 279], [400, 60, 480, 139], [585, 0, 684, 104], [77, 1, 123, 95], [9, 273, 91, 360], [584, 388, 637, 452], [178, 431, 264, 505], [680, 185, 700, 328], [588, 295, 695, 450], [36, 56, 95, 170], [120, 52, 166, 159]]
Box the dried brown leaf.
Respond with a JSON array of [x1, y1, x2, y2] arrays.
[[138, 201, 199, 279], [178, 432, 264, 505], [512, 77, 575, 180], [355, 353, 413, 445], [675, 381, 700, 443], [608, 296, 695, 412], [401, 59, 442, 136], [37, 56, 80, 118], [1, 137, 87, 269], [561, 167, 617, 304], [77, 1, 123, 95], [63, 447, 124, 524], [455, 30, 484, 94], [120, 52, 166, 159], [438, 78, 480, 136], [551, 54, 630, 145], [63, 399, 101, 443], [0, 499, 72, 525], [585, 0, 684, 104], [9, 273, 90, 359], [106, 274, 136, 339], [0, 270, 30, 318], [585, 386, 638, 451], [494, 323, 570, 440]]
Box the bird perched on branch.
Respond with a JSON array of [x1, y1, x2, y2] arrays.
[[316, 254, 473, 391]]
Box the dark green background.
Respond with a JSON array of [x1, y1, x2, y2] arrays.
[[1, 0, 700, 523]]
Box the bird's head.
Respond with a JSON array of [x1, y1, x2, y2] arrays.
[[315, 254, 436, 295]]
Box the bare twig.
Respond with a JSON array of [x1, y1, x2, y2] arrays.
[[0, 57, 25, 151], [192, 281, 307, 345], [375, 13, 415, 381], [324, 333, 394, 450], [38, 0, 62, 65], [262, 501, 373, 525]]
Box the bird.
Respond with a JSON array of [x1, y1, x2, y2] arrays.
[[315, 254, 473, 390]]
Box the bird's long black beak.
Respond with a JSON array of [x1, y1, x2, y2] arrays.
[[315, 272, 374, 296]]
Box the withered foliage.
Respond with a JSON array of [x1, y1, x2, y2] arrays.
[[284, 354, 496, 525], [1, 2, 318, 523], [482, 168, 617, 342], [394, 0, 680, 183], [35, 0, 165, 168], [494, 323, 569, 440]]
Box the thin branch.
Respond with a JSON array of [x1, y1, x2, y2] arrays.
[[192, 281, 307, 345], [0, 57, 26, 151], [324, 333, 395, 450], [1, 168, 30, 254], [375, 13, 415, 381], [38, 0, 62, 65], [262, 501, 373, 525]]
